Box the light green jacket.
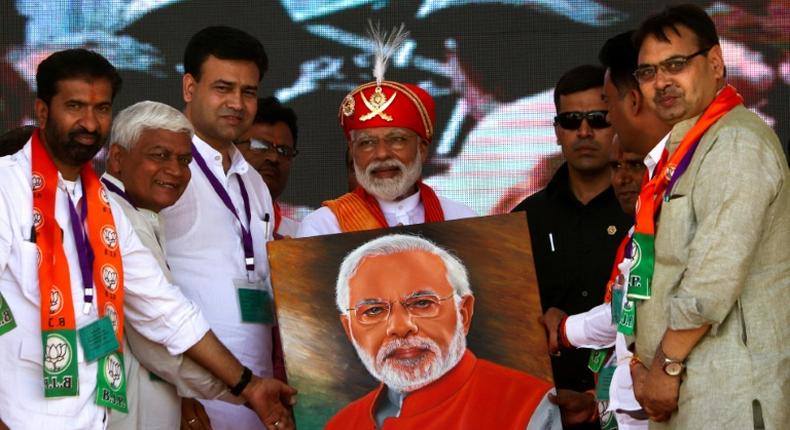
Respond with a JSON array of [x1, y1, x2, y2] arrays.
[[635, 105, 790, 430]]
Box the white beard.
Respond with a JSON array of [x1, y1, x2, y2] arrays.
[[350, 310, 467, 393], [354, 149, 423, 201]]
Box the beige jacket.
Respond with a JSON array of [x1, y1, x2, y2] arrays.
[[635, 105, 790, 429], [102, 174, 234, 430]]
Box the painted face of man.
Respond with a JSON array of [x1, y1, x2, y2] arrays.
[[349, 127, 429, 201], [37, 78, 113, 167], [108, 128, 193, 212], [236, 121, 295, 200], [183, 55, 259, 146], [341, 250, 474, 392], [637, 25, 724, 124], [554, 87, 614, 175]]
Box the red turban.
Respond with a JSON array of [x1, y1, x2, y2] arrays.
[[338, 81, 436, 142]]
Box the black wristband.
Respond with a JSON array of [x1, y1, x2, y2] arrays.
[[230, 366, 253, 396]]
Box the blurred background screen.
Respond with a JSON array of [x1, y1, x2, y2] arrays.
[[2, 0, 788, 217]]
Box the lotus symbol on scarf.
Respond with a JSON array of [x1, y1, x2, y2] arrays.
[[106, 354, 123, 390], [44, 339, 70, 373]]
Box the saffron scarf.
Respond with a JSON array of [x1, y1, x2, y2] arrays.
[[32, 130, 128, 411], [323, 182, 445, 232], [627, 85, 743, 301]]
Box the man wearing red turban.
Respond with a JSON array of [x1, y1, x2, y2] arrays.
[[296, 79, 476, 236]]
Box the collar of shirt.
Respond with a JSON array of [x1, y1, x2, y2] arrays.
[[376, 189, 421, 215], [644, 133, 669, 179], [18, 139, 86, 204], [192, 134, 250, 179], [101, 173, 161, 225]]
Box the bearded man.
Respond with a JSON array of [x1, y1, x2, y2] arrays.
[[326, 234, 561, 429], [296, 27, 475, 237]]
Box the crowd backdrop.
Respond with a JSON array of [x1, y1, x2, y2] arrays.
[[2, 0, 788, 218]]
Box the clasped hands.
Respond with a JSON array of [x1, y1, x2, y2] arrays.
[[630, 354, 679, 422]]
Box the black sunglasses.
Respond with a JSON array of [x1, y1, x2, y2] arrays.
[[554, 110, 610, 130]]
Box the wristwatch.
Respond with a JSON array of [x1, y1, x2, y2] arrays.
[[661, 353, 685, 376]]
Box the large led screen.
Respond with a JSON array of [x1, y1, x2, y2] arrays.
[[2, 0, 788, 218]]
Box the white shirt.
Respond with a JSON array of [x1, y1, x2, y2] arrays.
[[160, 136, 275, 430], [102, 174, 232, 430], [276, 214, 300, 238], [296, 188, 477, 237], [0, 142, 209, 430], [645, 134, 669, 179]]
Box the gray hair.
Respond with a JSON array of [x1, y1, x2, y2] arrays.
[[110, 101, 193, 150], [336, 234, 472, 314]]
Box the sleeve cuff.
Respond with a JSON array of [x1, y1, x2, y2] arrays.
[[668, 296, 720, 335], [160, 305, 211, 355]]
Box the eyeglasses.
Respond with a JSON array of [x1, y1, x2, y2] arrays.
[[632, 48, 711, 83], [554, 111, 610, 130], [346, 293, 455, 325], [247, 138, 299, 158]]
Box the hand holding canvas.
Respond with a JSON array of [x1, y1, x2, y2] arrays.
[[242, 376, 298, 430], [180, 397, 212, 429], [540, 307, 567, 354], [549, 389, 596, 427]]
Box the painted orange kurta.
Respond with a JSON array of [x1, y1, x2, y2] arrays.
[[326, 350, 552, 430]]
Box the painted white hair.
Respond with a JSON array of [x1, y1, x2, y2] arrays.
[[336, 234, 472, 314], [110, 100, 193, 150]]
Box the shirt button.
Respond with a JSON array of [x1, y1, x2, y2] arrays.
[[581, 291, 588, 297], [214, 155, 221, 161]]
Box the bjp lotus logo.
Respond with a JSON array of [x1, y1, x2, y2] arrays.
[[31, 173, 44, 192], [101, 226, 118, 250], [33, 208, 44, 229], [99, 187, 111, 206], [49, 287, 63, 315], [101, 264, 119, 292], [104, 303, 119, 332], [44, 333, 72, 374], [104, 353, 124, 391]]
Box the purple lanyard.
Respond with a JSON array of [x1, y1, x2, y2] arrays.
[[66, 185, 95, 314], [191, 144, 255, 272], [664, 139, 701, 200], [101, 177, 138, 210]]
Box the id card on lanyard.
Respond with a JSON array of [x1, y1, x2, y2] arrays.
[[192, 144, 274, 324]]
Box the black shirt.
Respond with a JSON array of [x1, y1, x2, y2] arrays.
[[513, 163, 632, 398]]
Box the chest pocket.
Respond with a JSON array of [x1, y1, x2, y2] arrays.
[[16, 241, 41, 304]]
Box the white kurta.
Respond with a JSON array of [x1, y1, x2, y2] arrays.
[[296, 189, 477, 237], [0, 142, 209, 430], [276, 214, 300, 238], [160, 136, 275, 430], [102, 174, 233, 430]]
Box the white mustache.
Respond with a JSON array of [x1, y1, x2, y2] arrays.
[[366, 158, 406, 176], [376, 336, 440, 364]]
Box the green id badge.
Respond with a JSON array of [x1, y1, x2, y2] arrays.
[[0, 291, 17, 336], [627, 233, 654, 300], [238, 288, 274, 324], [95, 352, 128, 412], [611, 287, 624, 325], [588, 348, 609, 373], [595, 365, 616, 401], [78, 316, 120, 362], [618, 300, 636, 336]]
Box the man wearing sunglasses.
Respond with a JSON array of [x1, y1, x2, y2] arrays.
[[236, 96, 301, 238], [326, 234, 560, 430], [513, 65, 631, 429], [626, 5, 789, 429]]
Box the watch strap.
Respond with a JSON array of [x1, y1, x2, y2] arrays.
[[230, 366, 253, 396]]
